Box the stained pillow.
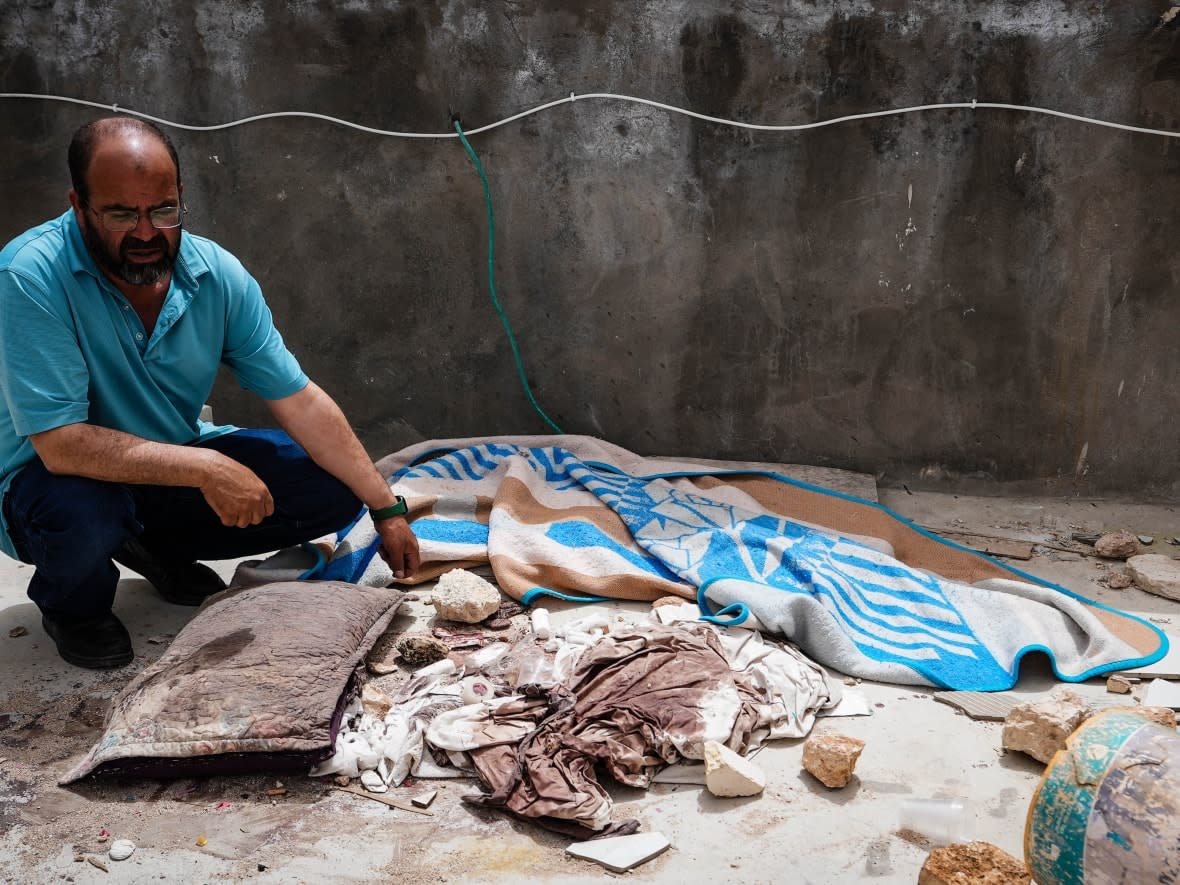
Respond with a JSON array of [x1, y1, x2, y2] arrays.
[[61, 581, 402, 784]]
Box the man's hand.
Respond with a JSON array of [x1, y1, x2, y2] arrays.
[[375, 516, 420, 580], [198, 450, 274, 527]]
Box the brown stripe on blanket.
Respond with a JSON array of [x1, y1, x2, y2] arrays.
[[494, 475, 639, 547], [489, 555, 694, 603]]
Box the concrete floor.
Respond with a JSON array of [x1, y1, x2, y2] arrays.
[[0, 487, 1177, 884]]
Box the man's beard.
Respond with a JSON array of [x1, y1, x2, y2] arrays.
[[81, 214, 179, 286]]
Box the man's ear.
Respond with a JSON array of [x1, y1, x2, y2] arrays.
[[67, 189, 85, 222]]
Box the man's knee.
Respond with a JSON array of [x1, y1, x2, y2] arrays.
[[7, 464, 135, 565]]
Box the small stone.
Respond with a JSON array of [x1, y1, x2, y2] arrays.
[[7, 626, 27, 638], [334, 775, 351, 787], [566, 832, 671, 873], [918, 841, 1031, 885], [360, 683, 394, 719], [703, 740, 766, 797], [360, 770, 387, 793], [1106, 675, 1134, 694], [1001, 688, 1091, 763], [651, 596, 690, 609], [802, 733, 865, 789], [432, 569, 502, 623], [1127, 555, 1180, 601], [1105, 572, 1133, 590], [484, 618, 511, 631], [107, 839, 135, 861], [1094, 531, 1139, 560], [1138, 536, 1154, 546], [395, 635, 450, 667]]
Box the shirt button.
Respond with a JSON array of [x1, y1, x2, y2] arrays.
[[123, 304, 130, 311], [135, 333, 144, 340]]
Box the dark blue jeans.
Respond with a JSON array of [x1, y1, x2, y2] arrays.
[[2, 428, 362, 618]]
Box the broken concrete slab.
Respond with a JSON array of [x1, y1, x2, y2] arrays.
[[802, 733, 865, 789], [1001, 689, 1090, 763], [1143, 678, 1180, 711], [651, 763, 707, 785], [410, 790, 438, 808], [934, 691, 1021, 722], [566, 831, 671, 873], [1127, 554, 1180, 601], [703, 740, 765, 797]]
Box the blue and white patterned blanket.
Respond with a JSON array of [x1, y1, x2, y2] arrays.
[[310, 435, 1166, 691]]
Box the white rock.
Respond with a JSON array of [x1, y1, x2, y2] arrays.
[[108, 839, 136, 861], [360, 769, 388, 793], [1001, 688, 1091, 763], [432, 569, 502, 623], [703, 740, 765, 797], [567, 831, 671, 873], [1127, 554, 1180, 601]]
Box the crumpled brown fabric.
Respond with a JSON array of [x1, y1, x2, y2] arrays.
[[462, 622, 831, 832]]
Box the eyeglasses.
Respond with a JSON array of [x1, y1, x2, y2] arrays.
[[83, 201, 186, 232]]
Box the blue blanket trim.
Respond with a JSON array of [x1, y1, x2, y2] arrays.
[[520, 586, 611, 605], [295, 541, 329, 581]]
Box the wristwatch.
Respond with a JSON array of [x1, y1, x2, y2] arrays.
[[369, 496, 408, 522]]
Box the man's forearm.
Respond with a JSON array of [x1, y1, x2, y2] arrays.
[[31, 422, 218, 487], [266, 382, 396, 509]]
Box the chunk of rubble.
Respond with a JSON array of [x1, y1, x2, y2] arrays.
[[1124, 705, 1176, 728], [703, 740, 765, 797], [1001, 688, 1090, 763], [1104, 571, 1133, 590], [395, 635, 450, 667], [651, 595, 690, 609], [1105, 674, 1134, 694], [360, 683, 393, 719], [432, 569, 502, 623], [802, 732, 865, 788], [566, 831, 671, 873], [1127, 554, 1180, 601], [918, 841, 1031, 885], [1094, 531, 1139, 559]]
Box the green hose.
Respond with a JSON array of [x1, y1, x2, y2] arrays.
[[453, 119, 564, 435]]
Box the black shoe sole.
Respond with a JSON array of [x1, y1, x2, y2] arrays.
[[41, 616, 134, 669]]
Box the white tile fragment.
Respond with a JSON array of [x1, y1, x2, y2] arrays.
[[566, 831, 671, 873]]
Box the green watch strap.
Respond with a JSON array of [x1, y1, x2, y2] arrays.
[[370, 496, 408, 521]]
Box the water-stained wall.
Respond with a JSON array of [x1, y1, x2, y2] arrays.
[[2, 1, 1178, 495]]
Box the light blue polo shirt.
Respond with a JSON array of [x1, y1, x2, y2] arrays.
[[0, 210, 309, 559]]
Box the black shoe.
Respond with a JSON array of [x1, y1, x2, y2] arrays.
[[113, 537, 227, 606], [40, 609, 133, 669]]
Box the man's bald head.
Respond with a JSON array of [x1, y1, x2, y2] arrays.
[[68, 117, 181, 204]]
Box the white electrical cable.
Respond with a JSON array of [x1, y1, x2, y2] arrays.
[[2, 90, 1179, 139]]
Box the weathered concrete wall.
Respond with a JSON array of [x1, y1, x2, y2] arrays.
[[2, 1, 1178, 495]]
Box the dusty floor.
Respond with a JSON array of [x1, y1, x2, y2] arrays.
[[0, 486, 1177, 884]]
